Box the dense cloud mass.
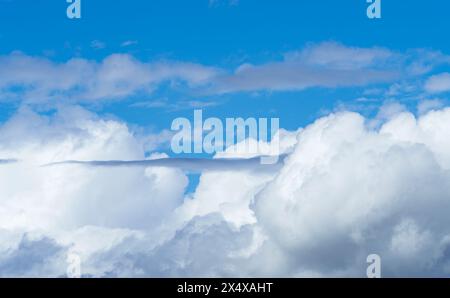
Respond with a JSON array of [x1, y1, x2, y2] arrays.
[[1, 105, 450, 277]]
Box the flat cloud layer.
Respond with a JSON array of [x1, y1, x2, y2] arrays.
[[2, 43, 448, 103], [0, 53, 219, 102], [1, 105, 450, 277]]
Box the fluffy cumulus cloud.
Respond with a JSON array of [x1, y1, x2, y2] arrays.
[[0, 106, 189, 276], [1, 103, 450, 277], [254, 109, 450, 276]]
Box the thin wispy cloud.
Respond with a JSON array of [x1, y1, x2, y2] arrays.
[[43, 156, 286, 173], [90, 40, 106, 50], [209, 43, 450, 94], [129, 98, 223, 111], [121, 40, 138, 47]]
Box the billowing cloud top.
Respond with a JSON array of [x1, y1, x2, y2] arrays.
[[1, 104, 450, 277]]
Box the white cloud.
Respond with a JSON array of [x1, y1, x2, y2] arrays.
[[211, 42, 400, 94], [129, 98, 222, 111], [208, 43, 450, 94], [0, 53, 219, 102], [0, 106, 188, 233], [173, 131, 299, 229], [417, 99, 444, 115], [2, 105, 450, 277], [425, 73, 450, 93], [287, 42, 394, 70], [254, 109, 450, 276], [405, 49, 450, 76], [120, 40, 138, 47]]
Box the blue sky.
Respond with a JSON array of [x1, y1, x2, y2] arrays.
[[1, 0, 450, 136]]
